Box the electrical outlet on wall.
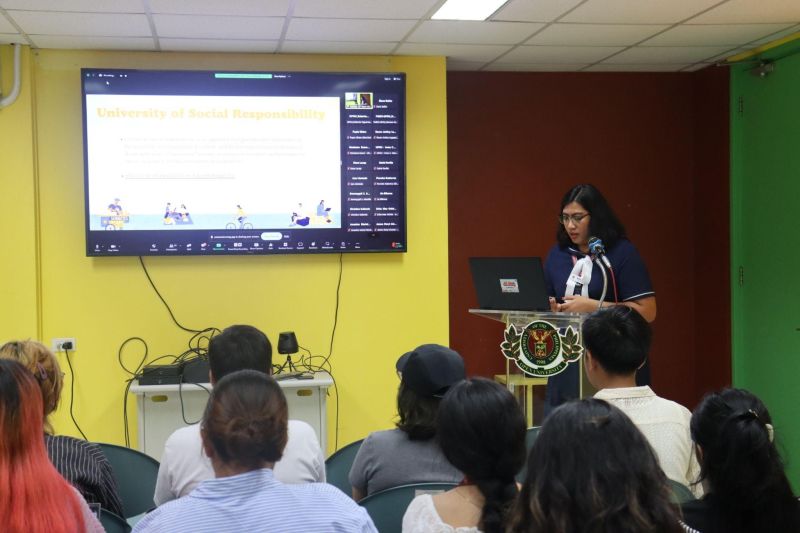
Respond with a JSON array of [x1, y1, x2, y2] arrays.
[[52, 338, 77, 352]]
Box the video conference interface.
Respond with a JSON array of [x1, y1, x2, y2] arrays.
[[82, 69, 406, 256]]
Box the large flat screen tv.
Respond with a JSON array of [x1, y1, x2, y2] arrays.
[[82, 68, 406, 256]]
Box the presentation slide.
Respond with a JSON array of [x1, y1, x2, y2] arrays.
[[86, 94, 341, 231]]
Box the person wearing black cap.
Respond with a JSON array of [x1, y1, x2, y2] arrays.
[[349, 344, 466, 501]]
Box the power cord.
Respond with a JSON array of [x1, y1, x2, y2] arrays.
[[293, 253, 344, 450], [62, 344, 88, 440], [139, 256, 208, 334]]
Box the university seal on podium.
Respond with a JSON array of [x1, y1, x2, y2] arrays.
[[500, 320, 583, 377]]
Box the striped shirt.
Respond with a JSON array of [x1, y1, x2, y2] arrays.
[[45, 434, 124, 516], [133, 468, 377, 533]]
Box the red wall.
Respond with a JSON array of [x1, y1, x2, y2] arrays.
[[446, 70, 730, 410]]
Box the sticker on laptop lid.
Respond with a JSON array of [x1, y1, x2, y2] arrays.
[[500, 279, 519, 293]]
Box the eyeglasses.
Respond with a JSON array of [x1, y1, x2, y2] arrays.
[[558, 213, 589, 225]]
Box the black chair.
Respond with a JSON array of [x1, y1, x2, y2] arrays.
[[516, 426, 541, 482], [97, 442, 160, 519], [99, 508, 132, 533], [325, 438, 364, 495], [360, 482, 458, 533]]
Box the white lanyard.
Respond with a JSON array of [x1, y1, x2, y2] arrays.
[[565, 255, 593, 297]]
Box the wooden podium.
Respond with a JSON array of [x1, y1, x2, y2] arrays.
[[469, 309, 593, 425]]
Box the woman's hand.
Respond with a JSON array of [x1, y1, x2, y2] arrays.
[[554, 295, 657, 323], [558, 295, 599, 313]]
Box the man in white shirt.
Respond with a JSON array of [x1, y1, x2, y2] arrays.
[[154, 325, 325, 506], [581, 307, 702, 496]]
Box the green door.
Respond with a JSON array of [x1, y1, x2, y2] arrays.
[[731, 42, 800, 490]]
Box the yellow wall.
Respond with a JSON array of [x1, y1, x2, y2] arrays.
[[2, 45, 449, 453], [0, 45, 39, 339]]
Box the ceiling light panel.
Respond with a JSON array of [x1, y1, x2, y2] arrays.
[[432, 0, 511, 21]]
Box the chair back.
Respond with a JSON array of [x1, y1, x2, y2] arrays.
[[667, 478, 696, 503], [99, 508, 131, 533], [516, 426, 541, 482], [325, 438, 364, 494], [359, 482, 458, 533], [97, 442, 160, 518]]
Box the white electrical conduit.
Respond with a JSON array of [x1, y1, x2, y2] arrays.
[[0, 43, 22, 109]]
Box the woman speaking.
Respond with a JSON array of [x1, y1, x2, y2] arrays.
[[544, 184, 656, 409]]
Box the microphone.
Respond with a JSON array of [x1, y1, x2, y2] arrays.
[[588, 236, 612, 270]]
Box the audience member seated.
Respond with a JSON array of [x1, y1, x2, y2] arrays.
[[349, 344, 465, 500], [403, 377, 526, 533], [581, 307, 701, 495], [0, 359, 104, 533], [681, 388, 800, 533], [508, 398, 685, 533], [154, 325, 324, 505], [0, 340, 123, 515], [134, 370, 376, 532]]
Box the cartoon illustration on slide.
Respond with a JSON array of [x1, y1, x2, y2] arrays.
[[163, 202, 194, 225], [101, 197, 129, 230], [226, 204, 253, 230], [290, 202, 311, 227], [317, 200, 332, 223]]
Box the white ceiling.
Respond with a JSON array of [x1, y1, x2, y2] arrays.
[[0, 0, 798, 72]]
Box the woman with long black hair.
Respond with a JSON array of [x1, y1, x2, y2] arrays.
[[682, 388, 800, 532], [402, 377, 526, 533], [508, 398, 683, 533]]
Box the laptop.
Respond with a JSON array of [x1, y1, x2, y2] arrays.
[[469, 257, 550, 311]]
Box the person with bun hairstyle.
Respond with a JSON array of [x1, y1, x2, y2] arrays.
[[544, 183, 656, 411], [134, 370, 376, 532], [0, 340, 123, 515], [154, 325, 324, 506], [0, 359, 104, 533], [681, 389, 800, 533], [402, 377, 526, 533], [508, 398, 684, 533], [349, 344, 465, 500]]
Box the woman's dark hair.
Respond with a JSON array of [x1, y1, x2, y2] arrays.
[[396, 381, 441, 440], [690, 388, 799, 532], [508, 399, 682, 533], [201, 369, 288, 470], [437, 378, 526, 533], [556, 183, 626, 249]]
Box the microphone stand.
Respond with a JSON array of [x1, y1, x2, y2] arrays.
[[594, 256, 608, 310]]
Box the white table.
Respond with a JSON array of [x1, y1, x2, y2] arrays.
[[129, 372, 333, 461]]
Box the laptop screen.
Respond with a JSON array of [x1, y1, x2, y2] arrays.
[[469, 257, 550, 311]]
